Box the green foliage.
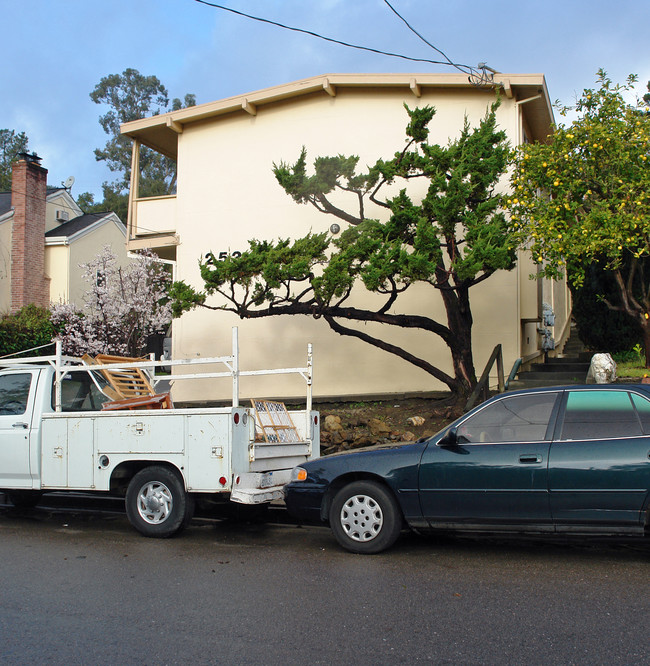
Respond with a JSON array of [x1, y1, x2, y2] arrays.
[[173, 101, 515, 398], [76, 184, 129, 222], [613, 349, 641, 364], [0, 129, 29, 191], [0, 305, 55, 357], [510, 70, 650, 364], [573, 289, 641, 353], [510, 71, 650, 282], [570, 256, 643, 353], [88, 68, 196, 212], [168, 280, 206, 318]]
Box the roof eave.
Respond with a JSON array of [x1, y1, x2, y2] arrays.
[[120, 72, 553, 157]]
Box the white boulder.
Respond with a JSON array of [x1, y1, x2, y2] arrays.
[[586, 353, 617, 384]]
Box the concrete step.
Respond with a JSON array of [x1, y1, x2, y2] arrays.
[[507, 379, 570, 390], [544, 355, 585, 364], [507, 377, 582, 390], [530, 362, 590, 373], [519, 370, 587, 381]]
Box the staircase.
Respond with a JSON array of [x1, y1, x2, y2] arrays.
[[508, 327, 592, 390]]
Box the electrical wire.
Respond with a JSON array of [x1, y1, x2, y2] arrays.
[[382, 0, 472, 75], [192, 0, 476, 72]]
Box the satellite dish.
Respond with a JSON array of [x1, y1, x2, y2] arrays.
[[63, 176, 75, 190]]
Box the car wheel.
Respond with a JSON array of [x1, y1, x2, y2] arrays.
[[125, 466, 194, 538], [7, 490, 43, 509], [329, 480, 402, 554]]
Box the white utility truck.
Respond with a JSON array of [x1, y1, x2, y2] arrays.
[[0, 328, 319, 537]]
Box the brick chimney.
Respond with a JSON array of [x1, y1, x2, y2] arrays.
[[11, 153, 49, 311]]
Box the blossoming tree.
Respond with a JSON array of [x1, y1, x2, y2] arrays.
[[51, 246, 172, 357]]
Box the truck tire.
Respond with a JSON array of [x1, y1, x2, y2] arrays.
[[329, 480, 402, 554], [125, 466, 194, 538], [7, 490, 43, 509]]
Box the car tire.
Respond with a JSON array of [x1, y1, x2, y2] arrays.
[[329, 480, 402, 554], [7, 490, 43, 509], [125, 466, 194, 538]]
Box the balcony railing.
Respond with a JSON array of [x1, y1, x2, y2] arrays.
[[127, 195, 179, 256]]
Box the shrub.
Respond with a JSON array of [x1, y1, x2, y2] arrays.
[[570, 258, 643, 353], [0, 305, 56, 357]]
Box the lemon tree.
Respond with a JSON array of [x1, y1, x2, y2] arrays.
[[510, 71, 650, 363]]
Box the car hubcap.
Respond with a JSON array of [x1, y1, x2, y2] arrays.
[[340, 494, 383, 542], [137, 481, 173, 524]]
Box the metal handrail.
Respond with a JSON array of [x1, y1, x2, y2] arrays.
[[464, 344, 505, 412], [505, 357, 522, 391]]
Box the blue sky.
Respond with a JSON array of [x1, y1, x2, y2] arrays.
[[1, 0, 649, 201]]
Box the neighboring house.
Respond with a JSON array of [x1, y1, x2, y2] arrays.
[[0, 153, 127, 313], [120, 72, 570, 402]]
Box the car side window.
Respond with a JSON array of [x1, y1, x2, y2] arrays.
[[560, 390, 642, 440], [0, 373, 32, 415], [457, 393, 558, 443]]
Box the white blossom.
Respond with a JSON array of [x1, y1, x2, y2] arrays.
[[51, 246, 172, 357]]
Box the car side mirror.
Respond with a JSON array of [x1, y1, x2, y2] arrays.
[[437, 426, 458, 448]]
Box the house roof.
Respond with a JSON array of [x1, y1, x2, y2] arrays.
[[0, 191, 11, 216], [45, 212, 125, 244], [0, 187, 78, 218], [121, 71, 554, 159]]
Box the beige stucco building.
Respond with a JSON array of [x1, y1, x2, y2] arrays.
[[0, 154, 127, 314], [121, 72, 570, 402]]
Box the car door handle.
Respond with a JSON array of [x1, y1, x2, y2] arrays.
[[12, 422, 28, 429], [519, 455, 542, 464]]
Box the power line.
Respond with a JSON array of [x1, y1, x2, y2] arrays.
[[382, 0, 471, 75], [192, 0, 477, 72]]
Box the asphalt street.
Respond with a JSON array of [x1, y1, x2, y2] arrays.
[[0, 500, 649, 665]]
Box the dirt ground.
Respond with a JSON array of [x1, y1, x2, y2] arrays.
[[312, 395, 458, 454]]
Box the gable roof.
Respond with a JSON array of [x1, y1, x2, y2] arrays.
[[46, 186, 66, 196], [0, 191, 11, 217], [45, 212, 125, 244], [121, 71, 554, 159], [0, 186, 81, 219]]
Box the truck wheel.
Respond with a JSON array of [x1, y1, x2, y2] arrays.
[[329, 480, 402, 554], [125, 466, 194, 538], [7, 490, 43, 509]]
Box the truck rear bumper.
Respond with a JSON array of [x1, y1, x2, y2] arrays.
[[230, 471, 292, 505]]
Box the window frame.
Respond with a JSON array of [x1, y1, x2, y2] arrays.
[[50, 372, 110, 412], [454, 390, 562, 445], [554, 388, 649, 442], [0, 372, 33, 416]]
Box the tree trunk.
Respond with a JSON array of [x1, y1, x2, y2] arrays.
[[439, 283, 477, 402]]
